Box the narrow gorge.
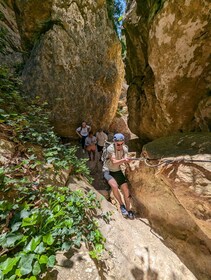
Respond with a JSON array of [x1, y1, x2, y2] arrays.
[[0, 0, 210, 280]]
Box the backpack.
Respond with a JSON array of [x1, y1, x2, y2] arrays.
[[101, 141, 128, 163]]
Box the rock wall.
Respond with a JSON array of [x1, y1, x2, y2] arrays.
[[127, 133, 211, 280], [0, 0, 22, 69], [4, 0, 124, 137], [124, 0, 211, 140]]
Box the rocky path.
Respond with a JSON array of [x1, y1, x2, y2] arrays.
[[47, 146, 199, 280], [45, 173, 198, 280]]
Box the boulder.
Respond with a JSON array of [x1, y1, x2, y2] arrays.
[[124, 0, 211, 140], [127, 133, 211, 280], [13, 0, 124, 137]]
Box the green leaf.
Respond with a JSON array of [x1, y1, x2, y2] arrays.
[[11, 222, 22, 232], [34, 242, 45, 254], [29, 276, 37, 280], [32, 261, 41, 276], [47, 255, 56, 268], [19, 254, 34, 275], [24, 236, 41, 253], [38, 255, 48, 265], [43, 233, 54, 245], [22, 213, 38, 227], [0, 256, 20, 275], [3, 233, 23, 248]]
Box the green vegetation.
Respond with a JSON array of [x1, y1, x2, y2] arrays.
[[146, 0, 166, 22], [0, 67, 106, 279]]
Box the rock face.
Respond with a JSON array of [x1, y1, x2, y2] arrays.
[[0, 0, 23, 69], [13, 0, 124, 137], [124, 0, 211, 140], [127, 133, 211, 280]]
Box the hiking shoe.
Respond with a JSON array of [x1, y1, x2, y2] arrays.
[[120, 205, 128, 217], [128, 210, 135, 220]]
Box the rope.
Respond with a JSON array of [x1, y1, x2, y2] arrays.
[[130, 156, 211, 168]]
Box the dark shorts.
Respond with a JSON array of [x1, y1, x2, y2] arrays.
[[104, 170, 127, 187], [97, 144, 103, 152]]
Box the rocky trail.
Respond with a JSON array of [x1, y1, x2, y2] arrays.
[[46, 144, 198, 280]]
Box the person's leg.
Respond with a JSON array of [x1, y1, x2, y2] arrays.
[[81, 136, 86, 150], [104, 171, 124, 206], [120, 183, 131, 211], [88, 151, 91, 160], [108, 178, 124, 205], [92, 150, 95, 161], [120, 183, 135, 219]]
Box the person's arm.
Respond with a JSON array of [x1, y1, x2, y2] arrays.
[[110, 155, 131, 165], [76, 127, 82, 138], [85, 137, 89, 146], [93, 136, 97, 144]]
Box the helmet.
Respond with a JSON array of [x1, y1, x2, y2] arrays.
[[113, 133, 125, 141]]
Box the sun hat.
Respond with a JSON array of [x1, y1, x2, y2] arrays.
[[113, 133, 125, 141]]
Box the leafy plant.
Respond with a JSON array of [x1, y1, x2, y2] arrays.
[[0, 186, 105, 279], [0, 67, 106, 279]]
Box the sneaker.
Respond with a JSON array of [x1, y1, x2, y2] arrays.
[[128, 210, 135, 220], [120, 205, 128, 218]]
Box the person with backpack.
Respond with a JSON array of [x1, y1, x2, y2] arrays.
[[76, 121, 91, 153], [96, 128, 108, 161], [102, 133, 135, 219]]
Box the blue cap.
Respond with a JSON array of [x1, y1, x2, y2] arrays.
[[113, 133, 125, 141]]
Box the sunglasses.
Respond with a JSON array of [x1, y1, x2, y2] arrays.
[[116, 143, 124, 146]]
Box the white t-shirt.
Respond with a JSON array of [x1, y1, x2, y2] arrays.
[[76, 125, 91, 137], [96, 131, 108, 146]]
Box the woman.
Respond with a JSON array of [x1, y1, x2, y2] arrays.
[[85, 131, 97, 161], [76, 121, 91, 153]]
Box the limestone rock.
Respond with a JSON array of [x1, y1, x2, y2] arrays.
[[0, 0, 23, 69], [124, 0, 211, 140], [127, 133, 211, 280], [14, 0, 124, 137]]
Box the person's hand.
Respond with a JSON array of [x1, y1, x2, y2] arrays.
[[124, 157, 133, 163]]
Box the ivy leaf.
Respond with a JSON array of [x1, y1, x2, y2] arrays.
[[38, 255, 48, 265], [34, 241, 45, 254], [3, 233, 23, 248], [11, 222, 22, 232], [19, 254, 34, 275], [43, 233, 54, 245], [24, 236, 41, 253], [22, 213, 38, 227], [47, 255, 56, 268], [0, 256, 20, 275], [32, 261, 41, 276]]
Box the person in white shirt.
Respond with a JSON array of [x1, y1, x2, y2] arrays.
[[76, 121, 91, 153], [96, 128, 108, 161]]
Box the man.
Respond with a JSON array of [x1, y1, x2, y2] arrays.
[[96, 128, 108, 161], [102, 133, 134, 219]]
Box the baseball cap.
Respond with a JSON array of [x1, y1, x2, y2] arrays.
[[113, 133, 125, 141]]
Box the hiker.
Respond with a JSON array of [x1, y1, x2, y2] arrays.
[[96, 128, 108, 161], [85, 131, 97, 161], [102, 133, 134, 219], [76, 121, 91, 153]]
